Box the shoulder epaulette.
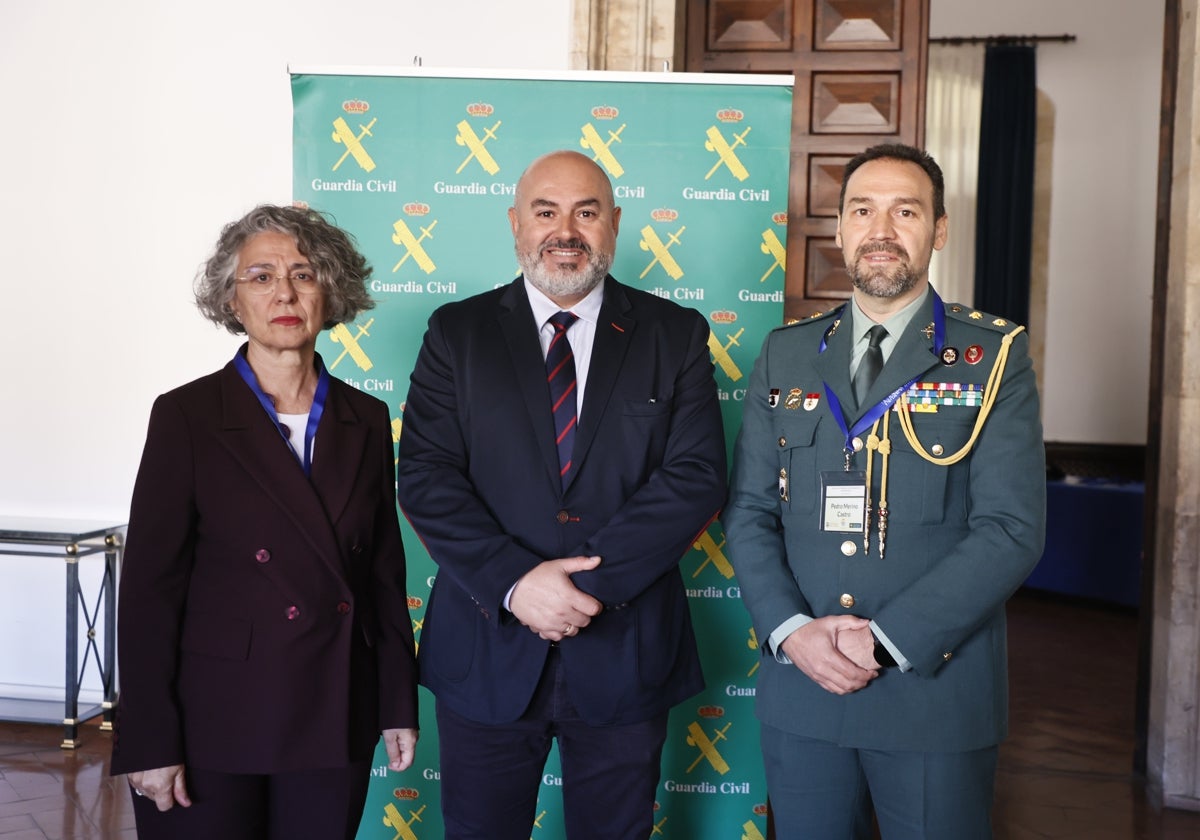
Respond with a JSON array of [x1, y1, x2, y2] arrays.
[[771, 306, 841, 332], [943, 302, 1025, 333]]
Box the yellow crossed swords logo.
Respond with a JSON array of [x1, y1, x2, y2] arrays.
[[392, 218, 438, 274], [639, 225, 686, 281], [332, 116, 378, 173], [382, 802, 426, 840], [686, 720, 732, 775], [455, 120, 501, 175], [392, 414, 404, 469], [692, 530, 734, 580], [759, 228, 787, 283], [579, 122, 626, 178], [704, 125, 751, 181], [746, 627, 760, 677], [651, 815, 670, 836], [742, 820, 767, 840], [329, 318, 374, 372], [707, 327, 745, 383]]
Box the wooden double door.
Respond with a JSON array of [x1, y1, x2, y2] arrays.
[[682, 0, 930, 321]]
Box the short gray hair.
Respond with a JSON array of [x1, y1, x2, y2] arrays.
[[194, 204, 375, 335]]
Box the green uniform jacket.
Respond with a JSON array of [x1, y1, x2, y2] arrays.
[[724, 292, 1046, 752]]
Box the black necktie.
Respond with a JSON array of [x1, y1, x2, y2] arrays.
[[853, 324, 888, 407], [546, 311, 579, 487]]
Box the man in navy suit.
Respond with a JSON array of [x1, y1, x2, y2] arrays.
[[396, 150, 726, 840]]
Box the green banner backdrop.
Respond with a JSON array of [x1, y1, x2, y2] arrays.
[[291, 66, 792, 840]]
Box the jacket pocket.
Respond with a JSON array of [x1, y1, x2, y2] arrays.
[[775, 412, 821, 516], [622, 397, 673, 417], [890, 409, 977, 524]]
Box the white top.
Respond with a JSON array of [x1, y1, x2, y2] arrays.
[[277, 412, 311, 462]]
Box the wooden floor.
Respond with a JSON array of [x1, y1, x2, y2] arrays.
[[1, 590, 1198, 838]]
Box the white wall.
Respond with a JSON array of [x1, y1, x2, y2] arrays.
[[931, 0, 1164, 445], [0, 0, 1164, 524], [0, 0, 571, 521]]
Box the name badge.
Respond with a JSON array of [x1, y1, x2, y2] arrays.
[[820, 471, 866, 533]]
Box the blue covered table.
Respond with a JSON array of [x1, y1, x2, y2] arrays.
[[1023, 478, 1143, 607]]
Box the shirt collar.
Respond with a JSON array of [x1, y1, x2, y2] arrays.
[[523, 276, 605, 328], [849, 285, 930, 345]]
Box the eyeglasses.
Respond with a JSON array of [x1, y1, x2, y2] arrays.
[[235, 269, 322, 296]]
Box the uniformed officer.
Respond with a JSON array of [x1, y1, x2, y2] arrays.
[[724, 143, 1046, 839]]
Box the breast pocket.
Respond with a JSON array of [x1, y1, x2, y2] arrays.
[[890, 407, 979, 524], [620, 397, 673, 469], [775, 412, 821, 517]]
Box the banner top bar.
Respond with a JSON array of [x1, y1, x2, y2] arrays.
[[287, 64, 794, 87]]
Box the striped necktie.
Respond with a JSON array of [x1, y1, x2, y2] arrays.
[[546, 311, 579, 488]]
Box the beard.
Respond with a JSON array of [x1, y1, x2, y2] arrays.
[[517, 237, 612, 300], [846, 242, 924, 299]]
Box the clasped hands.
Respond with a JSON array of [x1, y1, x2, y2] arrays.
[[509, 555, 603, 642], [780, 615, 884, 696]]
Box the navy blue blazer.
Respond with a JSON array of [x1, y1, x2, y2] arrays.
[[396, 277, 726, 726], [111, 356, 417, 776]]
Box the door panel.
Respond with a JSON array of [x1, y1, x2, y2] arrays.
[[685, 0, 929, 322]]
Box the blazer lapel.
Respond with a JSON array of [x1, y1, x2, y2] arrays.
[[497, 280, 562, 490], [571, 277, 633, 490], [308, 380, 369, 529], [812, 312, 857, 417], [216, 364, 344, 573]]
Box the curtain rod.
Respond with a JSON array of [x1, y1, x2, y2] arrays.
[[930, 34, 1076, 46]]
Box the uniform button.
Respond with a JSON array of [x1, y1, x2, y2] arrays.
[[778, 436, 787, 447], [851, 437, 864, 452], [839, 593, 855, 609], [255, 549, 271, 563], [350, 544, 364, 556], [840, 540, 857, 557], [336, 601, 351, 615], [285, 605, 300, 620], [556, 510, 570, 524], [943, 651, 953, 662], [931, 444, 945, 457]]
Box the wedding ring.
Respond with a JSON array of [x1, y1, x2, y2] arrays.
[[563, 624, 574, 635], [134, 788, 146, 797]]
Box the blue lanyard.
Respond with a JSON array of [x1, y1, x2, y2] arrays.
[[233, 348, 330, 477], [820, 291, 946, 459]]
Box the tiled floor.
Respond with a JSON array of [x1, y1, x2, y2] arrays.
[[0, 717, 133, 839], [1, 590, 1198, 838]]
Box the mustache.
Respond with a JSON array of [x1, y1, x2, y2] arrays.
[[539, 238, 592, 256], [855, 241, 908, 260]]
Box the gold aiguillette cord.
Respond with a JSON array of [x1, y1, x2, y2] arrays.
[[862, 413, 892, 559], [878, 410, 891, 559], [864, 420, 879, 554], [897, 325, 1026, 466]]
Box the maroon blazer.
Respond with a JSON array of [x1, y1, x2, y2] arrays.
[[110, 355, 417, 776]]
